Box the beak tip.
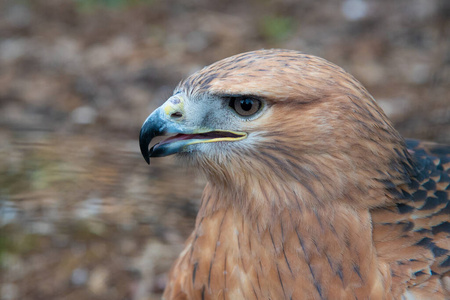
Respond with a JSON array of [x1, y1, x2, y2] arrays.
[[139, 128, 151, 165], [139, 107, 167, 165], [139, 141, 151, 165]]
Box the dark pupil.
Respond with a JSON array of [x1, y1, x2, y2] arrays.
[[239, 99, 253, 111]]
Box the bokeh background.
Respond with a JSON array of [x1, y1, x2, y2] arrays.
[[0, 0, 449, 299]]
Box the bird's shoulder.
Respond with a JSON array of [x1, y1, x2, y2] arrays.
[[401, 139, 450, 224], [371, 138, 450, 297]]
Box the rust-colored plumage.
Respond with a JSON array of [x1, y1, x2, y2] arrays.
[[139, 49, 450, 299]]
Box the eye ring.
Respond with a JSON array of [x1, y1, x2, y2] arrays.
[[229, 97, 262, 117]]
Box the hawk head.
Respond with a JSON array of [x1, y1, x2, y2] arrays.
[[139, 49, 414, 209]]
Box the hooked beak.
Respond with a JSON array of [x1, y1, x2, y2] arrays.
[[139, 95, 247, 164]]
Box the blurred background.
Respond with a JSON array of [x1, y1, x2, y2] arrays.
[[0, 0, 449, 299]]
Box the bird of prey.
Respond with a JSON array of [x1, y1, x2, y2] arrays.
[[139, 49, 450, 299]]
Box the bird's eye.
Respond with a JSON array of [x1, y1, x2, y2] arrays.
[[229, 97, 262, 117]]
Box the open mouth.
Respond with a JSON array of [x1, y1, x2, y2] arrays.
[[158, 131, 245, 146], [150, 130, 247, 156]]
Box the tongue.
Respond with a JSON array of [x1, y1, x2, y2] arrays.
[[160, 131, 242, 145], [158, 134, 192, 146]]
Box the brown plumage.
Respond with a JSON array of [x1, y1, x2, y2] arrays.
[[139, 49, 450, 299]]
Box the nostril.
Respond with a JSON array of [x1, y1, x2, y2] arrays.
[[171, 112, 183, 118]]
